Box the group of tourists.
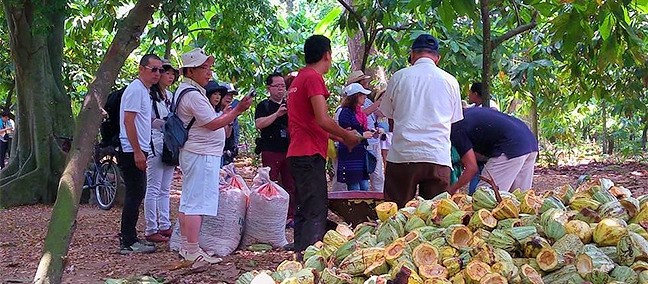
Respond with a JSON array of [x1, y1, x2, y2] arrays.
[[113, 32, 539, 265], [115, 50, 250, 264], [284, 33, 539, 260]]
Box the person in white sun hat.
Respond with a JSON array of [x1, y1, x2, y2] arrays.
[[346, 70, 384, 192], [336, 83, 375, 191], [173, 47, 252, 264]]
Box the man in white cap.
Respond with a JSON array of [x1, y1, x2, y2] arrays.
[[174, 48, 252, 263], [118, 54, 162, 255]]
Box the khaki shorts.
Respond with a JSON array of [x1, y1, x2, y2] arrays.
[[478, 151, 538, 192]]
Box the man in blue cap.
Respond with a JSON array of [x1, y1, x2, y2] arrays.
[[379, 33, 463, 208]]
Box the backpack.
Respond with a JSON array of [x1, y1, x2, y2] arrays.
[[161, 87, 199, 166], [100, 87, 126, 147]]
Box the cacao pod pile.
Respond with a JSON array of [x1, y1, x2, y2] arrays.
[[238, 178, 648, 284]]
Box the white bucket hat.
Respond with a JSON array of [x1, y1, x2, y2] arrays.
[[180, 48, 214, 68], [343, 83, 371, 97]]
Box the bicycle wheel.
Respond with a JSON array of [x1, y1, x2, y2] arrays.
[[95, 161, 120, 210]]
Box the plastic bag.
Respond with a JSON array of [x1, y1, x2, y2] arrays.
[[240, 167, 289, 248], [169, 164, 249, 256]]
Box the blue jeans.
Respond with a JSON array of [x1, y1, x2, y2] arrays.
[[347, 180, 370, 191], [468, 163, 486, 195]]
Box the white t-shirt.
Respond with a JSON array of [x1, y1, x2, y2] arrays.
[[469, 99, 500, 111], [379, 58, 463, 167], [175, 79, 225, 156], [151, 89, 172, 150], [119, 78, 152, 153]]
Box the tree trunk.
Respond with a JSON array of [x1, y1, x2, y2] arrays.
[[347, 31, 364, 72], [480, 0, 492, 108], [506, 98, 522, 114], [530, 91, 538, 139], [32, 0, 161, 282], [601, 99, 608, 154], [162, 6, 174, 59], [642, 113, 648, 151], [0, 0, 74, 207], [343, 0, 387, 88]]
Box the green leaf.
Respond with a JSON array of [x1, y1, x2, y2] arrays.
[[632, 0, 648, 13], [437, 1, 457, 29], [599, 13, 615, 40], [315, 6, 342, 35], [449, 40, 460, 53]]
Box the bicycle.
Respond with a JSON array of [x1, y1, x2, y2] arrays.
[[83, 143, 122, 210]]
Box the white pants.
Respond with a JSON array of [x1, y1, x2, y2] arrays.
[[179, 150, 221, 216], [144, 144, 175, 236], [368, 143, 384, 192], [478, 152, 538, 192]]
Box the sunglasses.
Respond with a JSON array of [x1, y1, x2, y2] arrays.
[[142, 65, 164, 73]]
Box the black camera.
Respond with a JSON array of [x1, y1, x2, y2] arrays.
[[380, 134, 387, 141]]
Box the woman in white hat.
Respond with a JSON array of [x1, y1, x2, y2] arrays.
[[336, 83, 374, 190]]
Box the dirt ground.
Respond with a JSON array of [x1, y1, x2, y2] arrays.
[[1, 161, 647, 284]]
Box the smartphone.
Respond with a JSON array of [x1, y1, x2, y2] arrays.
[[230, 99, 240, 108], [246, 87, 257, 98]]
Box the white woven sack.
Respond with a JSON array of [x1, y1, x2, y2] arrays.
[[240, 167, 289, 248], [169, 165, 249, 256]]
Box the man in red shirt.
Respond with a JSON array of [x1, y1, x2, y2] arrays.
[[287, 35, 361, 259]]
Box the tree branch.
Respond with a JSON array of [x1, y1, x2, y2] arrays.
[[337, 0, 368, 44], [492, 9, 538, 48], [171, 27, 220, 42], [510, 0, 522, 26]]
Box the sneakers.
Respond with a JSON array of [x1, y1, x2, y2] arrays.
[[120, 239, 156, 255], [159, 228, 173, 237], [183, 249, 222, 264], [145, 233, 169, 243]]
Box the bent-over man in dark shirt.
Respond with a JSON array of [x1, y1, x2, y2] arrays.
[[449, 107, 538, 193]]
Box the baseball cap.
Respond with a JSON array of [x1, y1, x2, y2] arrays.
[[343, 83, 371, 97], [411, 34, 439, 51], [346, 70, 371, 85], [180, 48, 215, 68]]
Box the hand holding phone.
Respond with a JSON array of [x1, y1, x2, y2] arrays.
[[246, 87, 257, 99], [234, 95, 253, 113], [230, 99, 240, 108]]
